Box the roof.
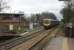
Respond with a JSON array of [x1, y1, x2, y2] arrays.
[[0, 13, 24, 15], [59, 0, 69, 1]]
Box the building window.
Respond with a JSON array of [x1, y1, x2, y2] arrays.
[[2, 16, 12, 20]]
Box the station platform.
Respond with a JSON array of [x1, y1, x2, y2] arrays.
[[44, 36, 74, 50]]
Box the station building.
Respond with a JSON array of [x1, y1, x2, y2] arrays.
[[0, 13, 26, 33]]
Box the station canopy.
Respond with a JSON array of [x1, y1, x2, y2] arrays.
[[59, 0, 69, 1]]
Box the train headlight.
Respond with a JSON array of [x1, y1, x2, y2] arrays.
[[44, 24, 50, 26]]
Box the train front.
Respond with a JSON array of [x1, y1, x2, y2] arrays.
[[42, 19, 51, 29]]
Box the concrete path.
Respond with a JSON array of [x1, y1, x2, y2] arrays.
[[44, 37, 69, 50], [68, 38, 74, 50]]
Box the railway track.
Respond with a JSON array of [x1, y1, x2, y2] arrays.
[[0, 27, 44, 43], [10, 27, 56, 50], [0, 28, 44, 50], [10, 26, 58, 50], [0, 26, 58, 50], [0, 27, 56, 50], [29, 26, 61, 50]]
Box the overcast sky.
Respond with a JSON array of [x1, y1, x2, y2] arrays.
[[7, 0, 64, 20]]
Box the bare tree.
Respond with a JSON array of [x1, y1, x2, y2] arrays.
[[0, 0, 9, 12]]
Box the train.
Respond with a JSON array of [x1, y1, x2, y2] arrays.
[[42, 19, 59, 29]]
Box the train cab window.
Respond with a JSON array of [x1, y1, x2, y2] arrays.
[[43, 19, 50, 24]]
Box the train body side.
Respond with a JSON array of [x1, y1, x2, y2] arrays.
[[42, 19, 59, 29]]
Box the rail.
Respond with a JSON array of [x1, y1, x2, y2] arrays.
[[0, 26, 58, 50], [0, 28, 44, 50], [29, 26, 61, 50], [10, 26, 57, 50]]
